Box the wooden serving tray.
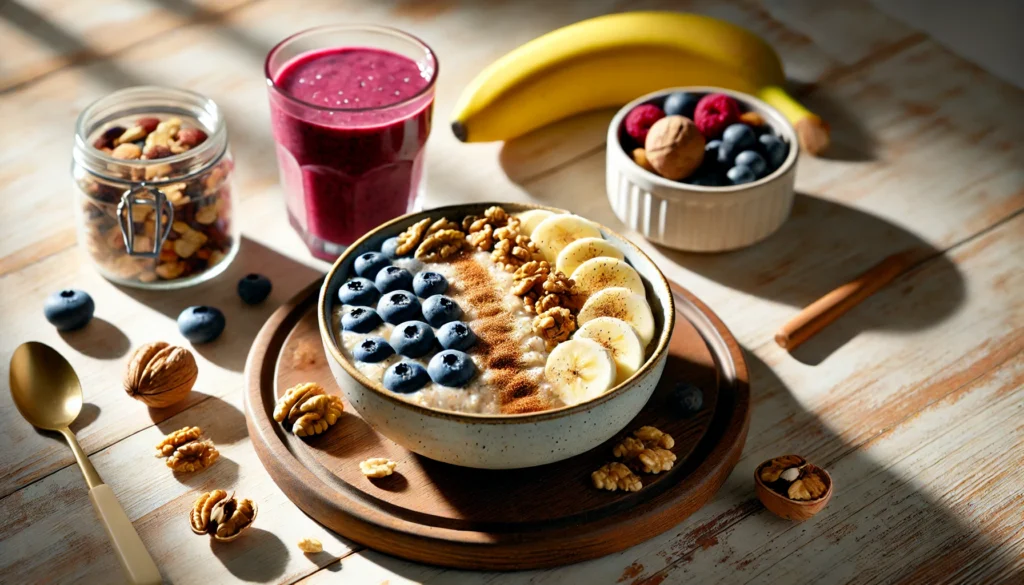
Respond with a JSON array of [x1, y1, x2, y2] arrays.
[[245, 279, 749, 570]]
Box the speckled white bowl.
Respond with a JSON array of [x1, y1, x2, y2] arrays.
[[318, 203, 675, 469], [607, 87, 799, 252]]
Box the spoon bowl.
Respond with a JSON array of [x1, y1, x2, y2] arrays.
[[9, 341, 84, 431]]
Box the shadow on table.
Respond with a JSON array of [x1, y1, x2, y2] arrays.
[[341, 351, 1021, 584], [117, 236, 323, 372], [789, 80, 879, 162], [58, 318, 131, 360], [211, 528, 289, 581]]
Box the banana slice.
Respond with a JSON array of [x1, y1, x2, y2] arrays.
[[545, 338, 617, 406], [570, 257, 645, 298], [516, 209, 556, 237], [555, 237, 624, 276], [530, 214, 602, 263], [575, 317, 645, 384], [578, 287, 656, 346]]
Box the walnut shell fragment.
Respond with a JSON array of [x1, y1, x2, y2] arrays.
[[190, 490, 257, 542], [755, 455, 833, 521], [124, 342, 198, 408]]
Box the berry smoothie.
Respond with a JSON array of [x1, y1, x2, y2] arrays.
[[267, 44, 435, 259]]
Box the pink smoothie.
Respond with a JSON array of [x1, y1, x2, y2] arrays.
[[268, 47, 434, 259]]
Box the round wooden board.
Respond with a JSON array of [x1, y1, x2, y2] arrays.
[[245, 278, 749, 570]]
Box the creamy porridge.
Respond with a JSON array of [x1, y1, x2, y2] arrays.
[[333, 207, 658, 415]]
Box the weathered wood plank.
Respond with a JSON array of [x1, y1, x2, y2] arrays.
[[289, 215, 1024, 584], [0, 0, 253, 89]]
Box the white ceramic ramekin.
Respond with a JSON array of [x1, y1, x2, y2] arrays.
[[606, 87, 799, 252], [318, 203, 675, 469]]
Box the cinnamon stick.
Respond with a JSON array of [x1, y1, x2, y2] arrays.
[[775, 251, 917, 351]]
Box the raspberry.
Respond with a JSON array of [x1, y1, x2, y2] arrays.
[[693, 94, 741, 139], [623, 104, 665, 145]]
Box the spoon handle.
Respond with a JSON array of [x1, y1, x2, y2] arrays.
[[89, 484, 163, 585], [60, 429, 162, 584]]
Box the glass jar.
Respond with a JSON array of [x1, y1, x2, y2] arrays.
[[72, 86, 238, 289]]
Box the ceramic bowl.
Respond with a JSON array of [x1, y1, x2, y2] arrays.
[[318, 203, 675, 469], [606, 86, 799, 252]]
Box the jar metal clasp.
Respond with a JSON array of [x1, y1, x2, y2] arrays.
[[116, 184, 174, 258]]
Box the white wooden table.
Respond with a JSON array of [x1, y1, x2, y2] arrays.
[[1, 1, 1022, 583]]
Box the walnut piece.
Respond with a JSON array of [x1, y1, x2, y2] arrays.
[[483, 205, 509, 225], [360, 457, 397, 478], [467, 223, 495, 251], [154, 426, 202, 457], [492, 216, 522, 242], [415, 229, 467, 262], [592, 462, 642, 492], [166, 440, 219, 472], [633, 426, 675, 449], [636, 448, 676, 474], [533, 307, 576, 349], [154, 426, 218, 473], [190, 490, 258, 542], [297, 537, 323, 553], [426, 218, 460, 234], [612, 436, 646, 459], [491, 234, 539, 272], [787, 467, 829, 501], [274, 382, 344, 437], [759, 455, 806, 483], [395, 218, 432, 256]]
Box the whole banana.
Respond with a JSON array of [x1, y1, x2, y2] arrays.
[[451, 11, 829, 154]]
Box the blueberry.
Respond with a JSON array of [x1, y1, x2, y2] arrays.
[[377, 291, 422, 324], [374, 266, 414, 294], [354, 252, 390, 279], [727, 165, 757, 185], [177, 306, 226, 344], [338, 277, 379, 306], [237, 273, 272, 305], [383, 361, 430, 393], [758, 134, 788, 169], [427, 350, 477, 387], [662, 91, 701, 119], [413, 271, 448, 298], [43, 289, 95, 331], [342, 307, 383, 333], [421, 295, 462, 327], [352, 336, 394, 363], [381, 236, 403, 259], [735, 150, 767, 178], [437, 321, 477, 351], [717, 139, 741, 167], [389, 320, 436, 358], [722, 123, 756, 151], [671, 382, 704, 416]]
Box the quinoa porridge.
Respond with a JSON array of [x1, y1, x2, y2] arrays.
[[333, 207, 658, 415]]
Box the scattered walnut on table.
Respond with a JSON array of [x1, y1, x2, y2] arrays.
[[636, 448, 676, 474], [395, 218, 432, 256], [633, 425, 675, 449], [166, 440, 219, 473], [415, 229, 467, 262], [591, 462, 642, 492], [360, 457, 397, 478], [154, 426, 203, 457], [297, 537, 323, 553], [758, 454, 805, 483], [273, 382, 344, 437], [612, 436, 646, 459], [190, 490, 257, 542]]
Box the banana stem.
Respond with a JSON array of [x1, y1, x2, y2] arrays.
[[757, 86, 830, 156]]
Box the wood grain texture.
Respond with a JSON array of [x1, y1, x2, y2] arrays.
[[244, 280, 749, 569], [0, 0, 1022, 583]]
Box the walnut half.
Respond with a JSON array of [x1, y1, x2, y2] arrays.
[[592, 462, 642, 492], [190, 490, 258, 542], [273, 382, 344, 437], [360, 457, 397, 478], [154, 426, 218, 473]]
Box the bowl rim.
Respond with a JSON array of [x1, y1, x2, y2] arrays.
[[752, 457, 834, 506], [317, 202, 676, 424], [608, 86, 800, 198]]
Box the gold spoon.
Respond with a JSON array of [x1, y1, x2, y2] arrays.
[[10, 342, 162, 585]]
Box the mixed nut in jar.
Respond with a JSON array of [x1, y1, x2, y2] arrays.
[[72, 86, 237, 288]]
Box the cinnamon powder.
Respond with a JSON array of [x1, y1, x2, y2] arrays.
[[452, 255, 547, 414]]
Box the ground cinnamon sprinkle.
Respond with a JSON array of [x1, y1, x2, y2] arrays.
[[452, 255, 547, 414]]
